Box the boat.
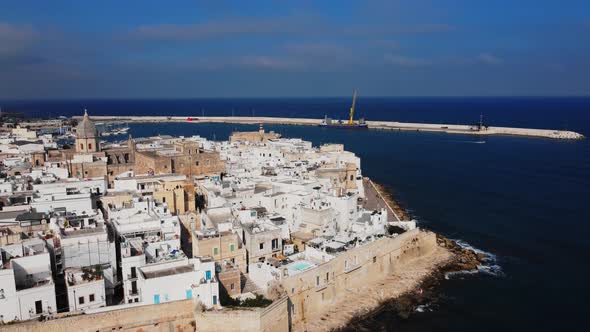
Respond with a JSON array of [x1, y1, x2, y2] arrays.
[[319, 89, 368, 129], [100, 122, 130, 137]]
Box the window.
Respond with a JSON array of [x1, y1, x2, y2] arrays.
[[373, 256, 377, 263], [79, 296, 85, 305], [213, 295, 217, 305], [88, 143, 92, 150], [195, 161, 199, 166], [326, 272, 329, 282], [230, 244, 235, 252], [259, 243, 264, 250], [271, 238, 279, 250], [213, 247, 218, 255], [316, 276, 320, 286], [80, 143, 83, 150], [89, 294, 95, 302], [130, 267, 137, 279], [230, 283, 234, 290], [131, 281, 138, 294]]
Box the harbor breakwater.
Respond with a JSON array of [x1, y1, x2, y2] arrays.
[[79, 115, 585, 140]]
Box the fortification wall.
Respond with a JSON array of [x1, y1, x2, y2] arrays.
[[194, 296, 289, 332], [1, 231, 437, 332], [1, 299, 195, 332], [280, 229, 437, 325]]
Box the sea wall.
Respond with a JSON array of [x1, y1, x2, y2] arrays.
[[0, 299, 195, 332], [1, 231, 439, 332], [194, 296, 289, 332], [80, 116, 585, 140], [280, 228, 437, 326]]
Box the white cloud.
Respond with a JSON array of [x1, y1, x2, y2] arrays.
[[384, 54, 431, 67], [477, 53, 503, 65], [236, 55, 304, 70]]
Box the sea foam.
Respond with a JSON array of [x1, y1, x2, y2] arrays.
[[445, 239, 505, 279]]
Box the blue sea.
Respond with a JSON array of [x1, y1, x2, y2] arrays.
[[3, 97, 590, 331]]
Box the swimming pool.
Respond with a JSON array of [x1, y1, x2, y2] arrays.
[[286, 260, 317, 275]]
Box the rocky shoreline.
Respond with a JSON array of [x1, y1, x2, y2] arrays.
[[333, 234, 488, 331]]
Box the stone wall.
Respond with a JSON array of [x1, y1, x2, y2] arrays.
[[194, 296, 289, 332], [1, 299, 195, 332], [229, 130, 280, 143], [280, 229, 437, 325], [134, 150, 224, 178], [1, 231, 437, 332]]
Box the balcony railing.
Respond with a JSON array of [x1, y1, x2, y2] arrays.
[[344, 263, 361, 274]]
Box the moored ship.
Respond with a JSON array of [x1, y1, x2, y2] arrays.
[[320, 89, 368, 129]]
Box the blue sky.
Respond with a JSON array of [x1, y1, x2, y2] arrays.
[[1, 0, 589, 98]]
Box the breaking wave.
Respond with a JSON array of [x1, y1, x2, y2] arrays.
[[448, 140, 487, 144], [445, 239, 505, 279], [415, 303, 432, 313]]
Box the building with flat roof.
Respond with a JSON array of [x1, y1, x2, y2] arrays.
[[0, 239, 56, 322]]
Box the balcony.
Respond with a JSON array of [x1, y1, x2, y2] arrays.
[[344, 263, 361, 274], [315, 283, 328, 292]]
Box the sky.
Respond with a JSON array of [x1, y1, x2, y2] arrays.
[[1, 0, 590, 99]]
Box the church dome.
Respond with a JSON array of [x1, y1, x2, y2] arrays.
[[76, 109, 97, 139]]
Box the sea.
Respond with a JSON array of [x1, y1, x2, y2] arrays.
[[2, 97, 589, 331]]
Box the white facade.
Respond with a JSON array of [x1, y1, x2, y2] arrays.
[[0, 240, 56, 322], [32, 192, 93, 215], [65, 268, 106, 312], [137, 258, 219, 308]]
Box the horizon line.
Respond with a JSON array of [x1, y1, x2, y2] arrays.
[[2, 95, 590, 102]]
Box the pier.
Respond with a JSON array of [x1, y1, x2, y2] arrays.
[[77, 115, 585, 140]]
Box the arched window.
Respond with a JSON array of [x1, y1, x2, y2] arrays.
[[88, 143, 92, 150]]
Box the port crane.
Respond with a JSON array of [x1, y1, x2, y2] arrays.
[[319, 89, 367, 129], [348, 89, 358, 125]]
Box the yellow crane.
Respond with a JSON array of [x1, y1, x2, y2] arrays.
[[348, 89, 358, 125]]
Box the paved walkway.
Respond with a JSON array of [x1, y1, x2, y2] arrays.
[[362, 178, 401, 222]]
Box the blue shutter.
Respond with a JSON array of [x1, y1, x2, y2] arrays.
[[205, 270, 211, 280], [154, 294, 160, 304], [186, 289, 193, 299]]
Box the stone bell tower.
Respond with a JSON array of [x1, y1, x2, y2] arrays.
[[75, 109, 99, 153]]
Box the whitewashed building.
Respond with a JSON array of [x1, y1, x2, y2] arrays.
[[0, 239, 56, 322]]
